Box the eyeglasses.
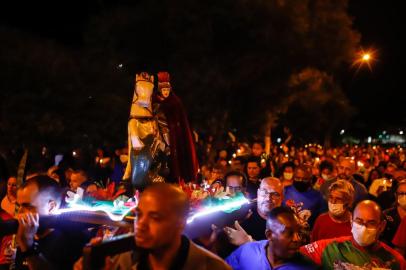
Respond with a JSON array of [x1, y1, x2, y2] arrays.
[[258, 189, 281, 199], [397, 192, 406, 196]]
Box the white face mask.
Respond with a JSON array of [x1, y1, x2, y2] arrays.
[[283, 172, 293, 180], [398, 195, 406, 209], [328, 202, 345, 216], [351, 222, 378, 247]]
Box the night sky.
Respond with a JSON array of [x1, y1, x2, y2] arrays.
[[1, 0, 404, 136], [347, 1, 405, 134]]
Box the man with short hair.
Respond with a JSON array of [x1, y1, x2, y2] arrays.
[[301, 200, 406, 269], [224, 177, 284, 246], [107, 183, 231, 270], [283, 165, 326, 228], [245, 157, 262, 199], [381, 180, 406, 246], [70, 169, 90, 192], [15, 175, 92, 270], [320, 158, 368, 205], [251, 141, 265, 157], [224, 171, 246, 197], [230, 157, 245, 173], [226, 206, 317, 270]]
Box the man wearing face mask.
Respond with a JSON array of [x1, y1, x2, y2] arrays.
[[301, 200, 406, 269], [311, 180, 354, 241], [381, 179, 406, 246], [283, 165, 326, 228], [313, 160, 335, 191]]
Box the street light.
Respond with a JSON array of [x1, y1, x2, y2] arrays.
[[352, 48, 377, 71]]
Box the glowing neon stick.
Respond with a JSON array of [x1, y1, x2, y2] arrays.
[[54, 203, 136, 222], [186, 197, 250, 224], [59, 188, 138, 222]]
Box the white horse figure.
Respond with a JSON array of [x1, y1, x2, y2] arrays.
[[123, 72, 164, 189]]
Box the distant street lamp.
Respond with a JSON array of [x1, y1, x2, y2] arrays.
[[352, 48, 377, 71]]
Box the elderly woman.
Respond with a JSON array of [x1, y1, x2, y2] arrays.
[[311, 180, 355, 241]]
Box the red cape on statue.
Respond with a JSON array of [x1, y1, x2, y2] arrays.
[[153, 93, 199, 183]]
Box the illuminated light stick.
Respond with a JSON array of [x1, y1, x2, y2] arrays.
[[0, 212, 135, 236], [58, 187, 138, 223], [54, 203, 136, 222], [186, 196, 250, 224], [82, 198, 256, 269]]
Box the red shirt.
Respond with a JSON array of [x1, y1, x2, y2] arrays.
[[0, 210, 13, 265], [301, 236, 406, 269], [311, 212, 352, 242], [393, 216, 406, 249]]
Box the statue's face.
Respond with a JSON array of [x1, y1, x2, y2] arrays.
[[135, 81, 154, 106], [160, 87, 171, 98]]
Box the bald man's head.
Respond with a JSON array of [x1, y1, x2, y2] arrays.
[[257, 177, 284, 218], [351, 200, 386, 247], [265, 207, 301, 259], [142, 183, 190, 218], [135, 183, 190, 249], [353, 200, 383, 222], [260, 177, 283, 192]]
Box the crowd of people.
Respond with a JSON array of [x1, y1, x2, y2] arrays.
[[1, 139, 406, 269]]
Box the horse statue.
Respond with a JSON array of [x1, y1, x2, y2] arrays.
[[123, 72, 167, 190]]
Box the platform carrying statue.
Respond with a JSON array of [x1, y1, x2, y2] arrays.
[[123, 72, 166, 190]]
